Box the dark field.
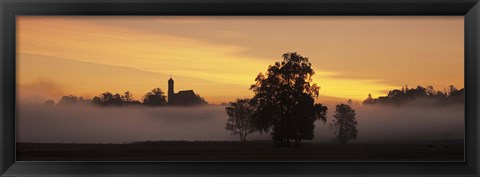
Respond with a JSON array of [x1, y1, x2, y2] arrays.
[[17, 141, 464, 161]]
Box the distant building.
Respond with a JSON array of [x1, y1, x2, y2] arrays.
[[168, 77, 206, 106]]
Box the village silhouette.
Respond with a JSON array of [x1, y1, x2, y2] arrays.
[[47, 76, 207, 107]]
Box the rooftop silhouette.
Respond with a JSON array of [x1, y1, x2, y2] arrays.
[[168, 77, 206, 106]]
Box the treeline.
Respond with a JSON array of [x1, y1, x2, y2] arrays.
[[45, 88, 207, 107], [363, 85, 464, 106]]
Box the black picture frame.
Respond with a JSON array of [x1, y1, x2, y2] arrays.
[[1, 0, 479, 176]]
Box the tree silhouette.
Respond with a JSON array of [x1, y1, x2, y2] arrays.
[[447, 85, 465, 103], [123, 91, 133, 102], [122, 91, 141, 105], [225, 99, 257, 142], [112, 93, 123, 105], [363, 93, 374, 104], [250, 52, 328, 147], [92, 92, 123, 106], [44, 99, 55, 106], [363, 85, 464, 106], [58, 95, 79, 105], [143, 88, 167, 106], [331, 104, 358, 144], [90, 91, 140, 106]]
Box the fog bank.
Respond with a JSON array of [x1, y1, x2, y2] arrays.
[[17, 103, 464, 144], [314, 104, 464, 143]]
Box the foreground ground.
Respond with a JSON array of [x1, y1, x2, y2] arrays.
[[16, 141, 464, 161]]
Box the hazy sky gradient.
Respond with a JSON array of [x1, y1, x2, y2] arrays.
[[17, 16, 464, 104]]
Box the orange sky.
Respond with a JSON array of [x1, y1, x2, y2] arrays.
[[17, 16, 464, 104]]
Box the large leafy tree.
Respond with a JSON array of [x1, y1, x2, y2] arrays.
[[331, 104, 358, 144], [250, 52, 328, 147], [225, 98, 257, 142]]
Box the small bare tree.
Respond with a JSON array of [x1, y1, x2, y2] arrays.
[[225, 98, 257, 142], [331, 103, 358, 144]]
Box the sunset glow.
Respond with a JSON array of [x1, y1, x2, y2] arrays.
[[17, 16, 464, 104]]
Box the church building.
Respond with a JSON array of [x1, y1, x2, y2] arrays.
[[168, 77, 206, 106]]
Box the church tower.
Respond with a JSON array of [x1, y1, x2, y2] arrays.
[[168, 76, 174, 104]]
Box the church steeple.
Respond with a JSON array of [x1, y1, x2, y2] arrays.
[[168, 76, 174, 104]]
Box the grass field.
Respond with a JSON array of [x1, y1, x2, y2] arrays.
[[16, 141, 464, 161]]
